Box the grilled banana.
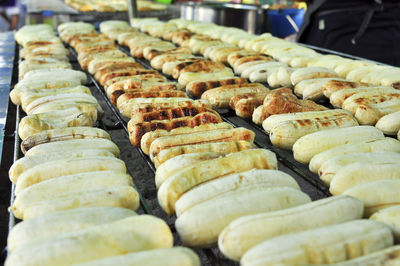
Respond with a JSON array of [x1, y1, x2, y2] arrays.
[[153, 140, 253, 169], [141, 122, 232, 155], [149, 128, 255, 160], [269, 112, 358, 150], [262, 109, 350, 133]]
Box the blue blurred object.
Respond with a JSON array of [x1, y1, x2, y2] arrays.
[[268, 8, 305, 38]]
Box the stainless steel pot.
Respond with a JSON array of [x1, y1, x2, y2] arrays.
[[179, 2, 269, 34]]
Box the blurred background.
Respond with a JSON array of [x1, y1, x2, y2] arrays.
[[0, 0, 307, 39]]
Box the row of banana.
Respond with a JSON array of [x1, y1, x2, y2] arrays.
[[5, 24, 200, 266], [68, 21, 320, 259], [99, 19, 400, 264], [165, 18, 400, 87], [115, 20, 400, 219], [65, 0, 167, 12], [131, 18, 400, 139], [92, 20, 400, 265]]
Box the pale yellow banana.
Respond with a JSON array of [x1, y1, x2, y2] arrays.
[[21, 186, 139, 220], [293, 126, 384, 164], [8, 207, 136, 251], [155, 152, 223, 189], [309, 138, 400, 174], [15, 157, 126, 194], [21, 127, 110, 153], [13, 171, 133, 219], [158, 149, 277, 215], [25, 138, 120, 156], [175, 187, 310, 247], [175, 169, 300, 216], [218, 195, 364, 261], [330, 163, 400, 196], [241, 219, 393, 266], [344, 179, 400, 217], [5, 215, 173, 266], [74, 247, 200, 266]]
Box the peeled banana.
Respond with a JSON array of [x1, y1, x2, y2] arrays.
[[21, 186, 139, 220], [158, 149, 278, 215], [21, 127, 111, 153], [74, 247, 200, 266], [293, 126, 384, 164], [24, 138, 120, 156], [8, 207, 136, 251], [371, 206, 400, 242], [319, 152, 400, 184], [309, 138, 400, 174], [155, 152, 223, 189], [175, 187, 310, 247], [344, 179, 400, 217], [15, 157, 126, 194], [9, 149, 115, 183], [175, 169, 300, 217], [219, 195, 364, 261], [5, 215, 173, 266], [333, 246, 400, 266], [241, 219, 393, 266], [13, 171, 133, 219], [375, 110, 400, 135], [330, 163, 400, 196]]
